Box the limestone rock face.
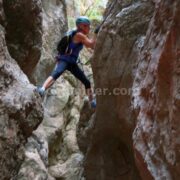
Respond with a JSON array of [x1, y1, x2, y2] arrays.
[[1, 0, 87, 179], [44, 79, 85, 179], [65, 0, 79, 18], [83, 1, 154, 179], [17, 130, 55, 180], [18, 0, 88, 179], [33, 0, 67, 84], [3, 0, 179, 179], [2, 0, 43, 79], [132, 1, 180, 179], [77, 99, 95, 155], [16, 0, 72, 179], [0, 27, 43, 179], [0, 0, 5, 26]]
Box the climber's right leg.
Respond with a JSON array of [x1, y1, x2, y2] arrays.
[[37, 61, 68, 96]]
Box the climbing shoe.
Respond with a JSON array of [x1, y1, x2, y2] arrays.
[[36, 87, 45, 97], [90, 99, 96, 109]]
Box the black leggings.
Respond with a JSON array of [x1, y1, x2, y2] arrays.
[[51, 60, 91, 89]]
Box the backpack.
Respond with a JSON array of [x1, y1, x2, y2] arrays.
[[57, 30, 77, 55]]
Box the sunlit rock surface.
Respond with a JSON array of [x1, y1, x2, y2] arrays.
[[33, 0, 67, 84]]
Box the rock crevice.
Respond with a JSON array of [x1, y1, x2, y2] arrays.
[[1, 0, 179, 179]]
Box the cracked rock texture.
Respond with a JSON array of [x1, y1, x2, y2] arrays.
[[1, 0, 88, 179], [32, 0, 67, 84], [16, 0, 77, 179], [132, 1, 180, 179], [3, 0, 43, 80], [83, 0, 154, 180], [1, 0, 179, 179], [0, 26, 43, 179], [81, 0, 180, 180], [18, 0, 91, 179]]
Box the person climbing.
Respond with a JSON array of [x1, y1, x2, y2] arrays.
[[37, 16, 98, 108]]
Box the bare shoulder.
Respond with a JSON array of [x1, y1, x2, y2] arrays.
[[74, 32, 94, 49], [74, 32, 87, 43], [75, 32, 86, 39]]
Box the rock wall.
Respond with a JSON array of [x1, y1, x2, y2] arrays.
[[2, 0, 179, 179], [80, 0, 180, 180], [17, 0, 90, 179], [0, 21, 43, 180], [16, 0, 79, 179], [1, 0, 88, 178], [82, 0, 154, 179], [132, 1, 180, 179], [65, 0, 79, 17], [2, 0, 43, 80], [33, 0, 67, 84], [0, 0, 69, 179]]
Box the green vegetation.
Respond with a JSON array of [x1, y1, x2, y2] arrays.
[[67, 0, 107, 28], [78, 0, 107, 21]]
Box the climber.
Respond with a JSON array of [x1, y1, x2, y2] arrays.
[[37, 16, 98, 108]]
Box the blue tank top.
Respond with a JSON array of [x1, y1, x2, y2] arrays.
[[59, 40, 83, 64]]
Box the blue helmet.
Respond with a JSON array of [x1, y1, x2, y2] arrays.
[[76, 16, 90, 26]]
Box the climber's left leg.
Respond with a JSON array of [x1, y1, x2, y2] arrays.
[[68, 64, 96, 108]]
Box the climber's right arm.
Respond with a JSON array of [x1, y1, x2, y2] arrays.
[[75, 32, 96, 49]]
